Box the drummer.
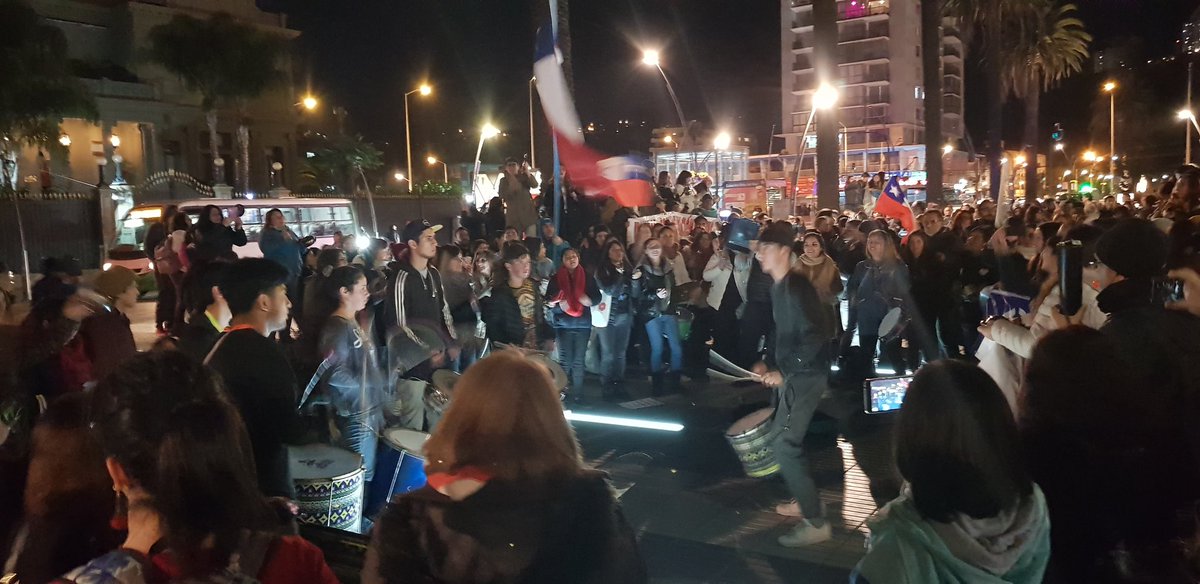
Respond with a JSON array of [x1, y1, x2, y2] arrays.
[[317, 266, 389, 481], [751, 222, 836, 548]]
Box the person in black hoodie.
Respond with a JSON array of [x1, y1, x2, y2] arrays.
[[482, 242, 553, 351], [192, 204, 247, 262], [363, 350, 646, 584], [205, 258, 303, 497]]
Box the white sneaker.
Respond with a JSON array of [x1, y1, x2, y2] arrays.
[[777, 520, 832, 547], [774, 500, 802, 517]]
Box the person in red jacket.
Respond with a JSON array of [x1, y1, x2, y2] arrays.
[[54, 351, 338, 584]]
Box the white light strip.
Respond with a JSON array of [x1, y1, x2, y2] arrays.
[[563, 410, 684, 432]]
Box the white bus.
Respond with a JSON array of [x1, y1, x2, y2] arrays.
[[108, 198, 359, 272]]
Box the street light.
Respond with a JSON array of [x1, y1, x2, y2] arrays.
[[943, 143, 954, 155], [58, 134, 71, 147], [1103, 81, 1117, 187], [301, 95, 318, 111], [1179, 110, 1200, 162], [1082, 150, 1097, 162], [109, 135, 120, 148], [427, 156, 448, 183], [473, 124, 501, 207], [641, 49, 688, 142], [528, 76, 537, 169], [404, 83, 433, 199], [1015, 155, 1027, 166], [1054, 143, 1065, 151], [791, 82, 839, 214], [393, 172, 408, 183]]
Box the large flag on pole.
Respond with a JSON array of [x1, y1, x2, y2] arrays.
[[534, 25, 653, 207], [875, 175, 916, 233]]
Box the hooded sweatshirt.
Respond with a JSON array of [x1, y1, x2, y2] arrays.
[[853, 486, 1050, 584]]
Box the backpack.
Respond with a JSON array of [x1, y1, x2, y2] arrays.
[[154, 239, 180, 275]]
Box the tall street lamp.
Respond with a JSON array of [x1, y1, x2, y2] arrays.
[[1178, 110, 1200, 163], [528, 76, 537, 169], [404, 84, 433, 195], [300, 95, 318, 111], [642, 49, 689, 143], [791, 82, 839, 214], [473, 124, 501, 207], [427, 156, 448, 183], [713, 131, 731, 204], [1103, 81, 1117, 189]]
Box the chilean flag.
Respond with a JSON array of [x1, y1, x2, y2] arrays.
[[875, 175, 916, 233], [534, 25, 654, 207]]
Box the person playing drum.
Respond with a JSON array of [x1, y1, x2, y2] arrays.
[[751, 222, 836, 548]]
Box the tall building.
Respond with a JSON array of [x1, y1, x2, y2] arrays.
[[779, 0, 965, 180]]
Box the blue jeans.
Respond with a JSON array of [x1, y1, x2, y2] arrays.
[[336, 408, 382, 482], [596, 314, 633, 385], [556, 328, 590, 391], [645, 315, 683, 374]]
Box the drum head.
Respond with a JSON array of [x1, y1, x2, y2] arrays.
[[528, 353, 569, 391], [289, 444, 363, 480], [878, 307, 903, 337], [726, 407, 774, 436], [384, 427, 430, 454], [432, 369, 460, 396]]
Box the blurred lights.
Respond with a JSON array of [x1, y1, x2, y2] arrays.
[[713, 132, 731, 150], [301, 95, 318, 110], [481, 124, 500, 139], [641, 49, 660, 67], [813, 83, 839, 110]]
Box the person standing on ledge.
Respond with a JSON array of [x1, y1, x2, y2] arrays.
[[752, 222, 836, 547]]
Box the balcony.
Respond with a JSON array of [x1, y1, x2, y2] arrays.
[[944, 95, 963, 114], [944, 78, 962, 95], [843, 68, 890, 85], [840, 104, 892, 127], [839, 42, 890, 65], [793, 0, 889, 27], [944, 44, 963, 60], [82, 78, 157, 101]]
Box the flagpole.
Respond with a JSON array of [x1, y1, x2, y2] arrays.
[[550, 0, 563, 237]]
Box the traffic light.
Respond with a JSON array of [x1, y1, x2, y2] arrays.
[[1051, 123, 1064, 142]]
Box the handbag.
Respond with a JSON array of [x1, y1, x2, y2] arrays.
[[590, 291, 613, 328]]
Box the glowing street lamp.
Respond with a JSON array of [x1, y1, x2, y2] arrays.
[[1015, 155, 1027, 166], [791, 82, 840, 214], [640, 49, 688, 140], [404, 83, 433, 198], [943, 144, 954, 155], [393, 172, 407, 183], [109, 135, 120, 148], [812, 83, 839, 110], [301, 95, 318, 111], [427, 156, 448, 183], [1082, 150, 1097, 162], [713, 132, 732, 150], [58, 134, 71, 147], [473, 124, 501, 205], [1103, 81, 1117, 182]]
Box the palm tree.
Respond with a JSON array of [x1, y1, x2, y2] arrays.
[[946, 0, 1033, 201], [1003, 2, 1090, 200], [149, 13, 288, 191], [921, 0, 944, 205]]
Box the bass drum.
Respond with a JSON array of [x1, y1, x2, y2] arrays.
[[289, 444, 365, 532]]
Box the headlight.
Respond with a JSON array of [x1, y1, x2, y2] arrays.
[[102, 262, 112, 271]]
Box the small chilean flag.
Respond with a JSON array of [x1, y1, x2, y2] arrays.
[[534, 25, 654, 207], [875, 175, 916, 233]]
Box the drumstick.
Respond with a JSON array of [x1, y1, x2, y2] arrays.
[[706, 368, 763, 383], [709, 350, 760, 379]]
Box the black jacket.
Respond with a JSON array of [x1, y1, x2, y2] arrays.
[[175, 315, 221, 363], [386, 257, 457, 376], [594, 265, 634, 322], [632, 259, 676, 320], [193, 223, 247, 261], [482, 279, 553, 347], [365, 472, 646, 584]]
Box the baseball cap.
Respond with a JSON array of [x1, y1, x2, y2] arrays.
[[401, 220, 442, 244]]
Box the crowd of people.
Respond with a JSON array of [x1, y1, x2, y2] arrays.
[[0, 160, 1198, 582]]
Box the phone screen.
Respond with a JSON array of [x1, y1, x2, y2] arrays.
[[863, 375, 914, 414]]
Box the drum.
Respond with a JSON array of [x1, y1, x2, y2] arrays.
[[877, 306, 908, 343], [289, 444, 365, 532], [724, 408, 779, 478], [365, 428, 430, 518], [527, 353, 569, 392], [425, 369, 460, 415]]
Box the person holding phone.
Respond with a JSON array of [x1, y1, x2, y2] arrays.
[[498, 157, 540, 238], [752, 222, 835, 547]]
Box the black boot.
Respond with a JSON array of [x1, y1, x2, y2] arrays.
[[666, 371, 681, 394], [651, 372, 665, 396]]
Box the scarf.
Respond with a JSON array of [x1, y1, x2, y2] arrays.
[[554, 266, 587, 317], [798, 253, 827, 267]]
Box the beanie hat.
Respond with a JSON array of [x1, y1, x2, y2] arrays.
[[758, 222, 797, 248], [1095, 218, 1168, 280], [94, 266, 137, 300]]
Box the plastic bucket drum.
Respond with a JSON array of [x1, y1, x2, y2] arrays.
[[725, 408, 779, 478], [289, 444, 365, 531]]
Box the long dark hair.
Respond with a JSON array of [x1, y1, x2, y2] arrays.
[[595, 239, 631, 287], [321, 265, 365, 318], [89, 352, 273, 576], [895, 360, 1032, 522], [195, 204, 222, 233]]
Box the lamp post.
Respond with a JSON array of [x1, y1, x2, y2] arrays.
[[528, 76, 537, 168], [473, 124, 501, 207], [1103, 81, 1117, 190], [1178, 110, 1200, 163], [642, 50, 689, 143], [790, 82, 839, 215], [404, 84, 432, 195], [96, 156, 108, 188], [427, 156, 448, 183]]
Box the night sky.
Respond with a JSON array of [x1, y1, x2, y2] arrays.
[[274, 0, 1200, 177]]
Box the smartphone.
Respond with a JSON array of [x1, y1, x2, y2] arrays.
[[863, 374, 914, 414], [1058, 240, 1083, 316], [1163, 278, 1186, 304]]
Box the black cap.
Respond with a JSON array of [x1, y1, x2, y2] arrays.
[[758, 222, 796, 247], [401, 220, 442, 244], [1095, 218, 1167, 280]]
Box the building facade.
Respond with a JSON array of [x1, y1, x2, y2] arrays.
[[15, 0, 304, 203], [779, 0, 965, 181]]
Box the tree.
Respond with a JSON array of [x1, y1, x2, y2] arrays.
[[1004, 2, 1091, 200], [922, 0, 944, 205], [148, 12, 288, 191], [0, 0, 96, 184], [946, 0, 1032, 201], [299, 134, 383, 194]]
